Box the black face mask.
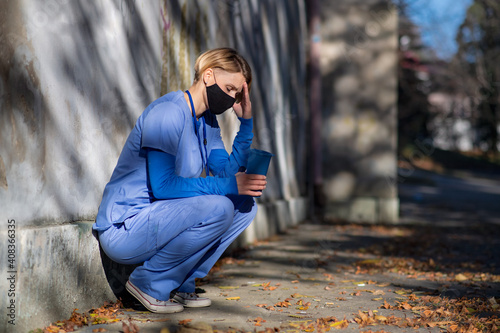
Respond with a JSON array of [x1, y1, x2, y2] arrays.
[[206, 75, 236, 115]]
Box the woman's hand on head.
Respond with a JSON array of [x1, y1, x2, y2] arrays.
[[232, 82, 252, 119], [235, 172, 266, 196]]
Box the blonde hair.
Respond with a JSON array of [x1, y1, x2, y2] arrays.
[[194, 48, 252, 92]]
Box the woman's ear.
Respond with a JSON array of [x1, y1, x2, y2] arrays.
[[203, 68, 213, 85]]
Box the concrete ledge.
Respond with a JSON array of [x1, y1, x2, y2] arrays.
[[239, 197, 308, 244], [325, 197, 399, 223], [0, 222, 115, 333], [0, 196, 308, 332]]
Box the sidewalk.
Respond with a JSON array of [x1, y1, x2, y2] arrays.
[[45, 169, 500, 332]]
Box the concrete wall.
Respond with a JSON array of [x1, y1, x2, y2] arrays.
[[0, 1, 164, 227], [320, 0, 399, 223], [0, 0, 308, 331]]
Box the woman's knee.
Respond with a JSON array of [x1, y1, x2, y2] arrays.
[[198, 195, 234, 227]]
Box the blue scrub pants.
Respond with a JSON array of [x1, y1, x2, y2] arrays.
[[98, 195, 256, 301]]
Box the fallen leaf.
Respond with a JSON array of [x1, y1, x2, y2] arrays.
[[275, 300, 292, 308], [288, 314, 306, 318], [226, 296, 240, 301], [179, 319, 193, 325], [395, 289, 412, 295], [381, 300, 391, 309], [323, 273, 335, 280], [249, 317, 266, 327], [455, 273, 467, 282], [330, 320, 348, 328]]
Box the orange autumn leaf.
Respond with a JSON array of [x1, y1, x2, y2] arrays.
[[275, 300, 291, 307], [39, 300, 124, 333], [250, 317, 266, 327], [399, 301, 413, 310], [423, 309, 434, 318], [93, 328, 107, 333], [381, 300, 392, 309], [179, 319, 193, 325], [323, 273, 335, 280]]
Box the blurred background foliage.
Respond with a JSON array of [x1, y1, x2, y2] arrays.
[[395, 0, 500, 166]]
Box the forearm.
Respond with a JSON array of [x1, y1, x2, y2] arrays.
[[209, 117, 253, 177], [148, 149, 238, 199]]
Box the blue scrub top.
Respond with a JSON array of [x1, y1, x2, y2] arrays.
[[94, 90, 242, 232]]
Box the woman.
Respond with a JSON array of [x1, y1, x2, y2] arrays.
[[93, 48, 267, 313]]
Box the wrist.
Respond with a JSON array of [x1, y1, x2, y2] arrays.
[[229, 175, 238, 195], [238, 116, 253, 125], [238, 117, 253, 135]]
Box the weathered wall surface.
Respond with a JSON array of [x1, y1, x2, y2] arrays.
[[161, 0, 309, 201], [0, 0, 163, 226], [0, 0, 307, 331], [1, 2, 164, 331], [320, 0, 399, 223], [0, 0, 308, 227]]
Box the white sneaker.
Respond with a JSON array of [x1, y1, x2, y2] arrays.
[[126, 280, 184, 313], [173, 292, 212, 307]]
